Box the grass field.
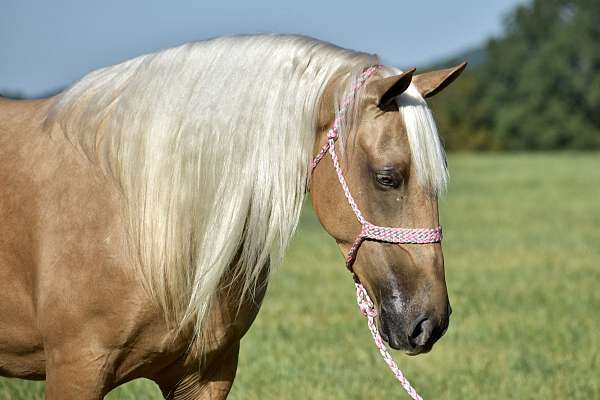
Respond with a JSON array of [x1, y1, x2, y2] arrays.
[[1, 153, 599, 399]]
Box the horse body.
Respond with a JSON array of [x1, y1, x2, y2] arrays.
[[0, 35, 465, 399], [0, 98, 264, 397]]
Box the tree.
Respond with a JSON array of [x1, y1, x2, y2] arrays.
[[430, 0, 600, 150]]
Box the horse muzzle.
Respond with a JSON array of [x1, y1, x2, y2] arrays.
[[378, 298, 451, 354]]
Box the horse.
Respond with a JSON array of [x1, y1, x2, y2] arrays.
[[0, 34, 465, 399]]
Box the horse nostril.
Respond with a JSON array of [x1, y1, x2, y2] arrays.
[[408, 314, 433, 348]]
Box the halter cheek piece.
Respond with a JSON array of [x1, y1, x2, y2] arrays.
[[309, 65, 441, 400], [310, 65, 442, 270]]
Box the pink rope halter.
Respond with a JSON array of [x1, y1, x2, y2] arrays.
[[311, 65, 442, 400]]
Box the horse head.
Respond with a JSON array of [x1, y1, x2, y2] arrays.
[[311, 63, 466, 354]]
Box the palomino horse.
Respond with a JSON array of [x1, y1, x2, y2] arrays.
[[0, 35, 465, 399]]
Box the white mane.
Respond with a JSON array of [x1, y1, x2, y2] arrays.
[[46, 34, 447, 341], [46, 34, 378, 337]]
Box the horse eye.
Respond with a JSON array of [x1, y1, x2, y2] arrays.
[[375, 171, 401, 188]]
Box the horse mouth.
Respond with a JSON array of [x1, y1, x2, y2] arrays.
[[380, 330, 429, 355], [379, 324, 410, 352]]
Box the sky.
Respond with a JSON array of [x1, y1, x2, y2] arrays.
[[1, 0, 526, 97]]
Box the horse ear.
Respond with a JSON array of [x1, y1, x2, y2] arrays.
[[412, 62, 467, 98], [368, 68, 416, 107]]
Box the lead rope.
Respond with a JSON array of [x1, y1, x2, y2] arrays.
[[311, 65, 432, 400], [354, 278, 423, 400]]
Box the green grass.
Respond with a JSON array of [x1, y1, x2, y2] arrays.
[[1, 153, 599, 399]]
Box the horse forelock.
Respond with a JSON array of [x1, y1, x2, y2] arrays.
[[397, 83, 448, 195]]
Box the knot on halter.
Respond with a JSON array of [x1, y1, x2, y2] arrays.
[[327, 128, 338, 140], [354, 278, 377, 318], [358, 298, 377, 318]]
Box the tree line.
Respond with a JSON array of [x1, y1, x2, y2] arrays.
[[429, 0, 600, 150]]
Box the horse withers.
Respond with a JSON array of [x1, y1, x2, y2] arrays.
[[0, 35, 465, 399]]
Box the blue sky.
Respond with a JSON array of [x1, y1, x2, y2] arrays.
[[1, 0, 526, 97]]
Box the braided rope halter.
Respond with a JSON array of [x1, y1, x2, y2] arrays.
[[311, 65, 442, 400]]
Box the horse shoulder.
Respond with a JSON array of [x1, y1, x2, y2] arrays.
[[0, 98, 179, 383], [0, 98, 54, 378]]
